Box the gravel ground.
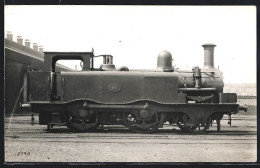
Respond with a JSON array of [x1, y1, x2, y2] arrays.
[[4, 114, 257, 163]]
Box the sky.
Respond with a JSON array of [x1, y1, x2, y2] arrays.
[[4, 5, 256, 84]]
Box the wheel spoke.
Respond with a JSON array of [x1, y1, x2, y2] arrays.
[[177, 114, 210, 134], [68, 118, 99, 132], [125, 113, 166, 134]]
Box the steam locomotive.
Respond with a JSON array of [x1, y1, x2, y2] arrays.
[[22, 44, 247, 133]]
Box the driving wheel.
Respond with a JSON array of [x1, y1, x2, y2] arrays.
[[125, 113, 166, 133]]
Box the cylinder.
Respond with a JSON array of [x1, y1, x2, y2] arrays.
[[17, 36, 23, 45], [202, 43, 216, 69]]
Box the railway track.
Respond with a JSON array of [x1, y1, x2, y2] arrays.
[[4, 114, 257, 162]]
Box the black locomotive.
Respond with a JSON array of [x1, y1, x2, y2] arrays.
[[22, 44, 247, 133]]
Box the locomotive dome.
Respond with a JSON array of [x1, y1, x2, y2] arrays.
[[156, 50, 173, 71]]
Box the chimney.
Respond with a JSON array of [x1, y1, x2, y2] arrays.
[[38, 46, 44, 53], [6, 31, 13, 41], [25, 39, 31, 48], [17, 36, 23, 45], [202, 43, 216, 69], [33, 43, 38, 51]]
